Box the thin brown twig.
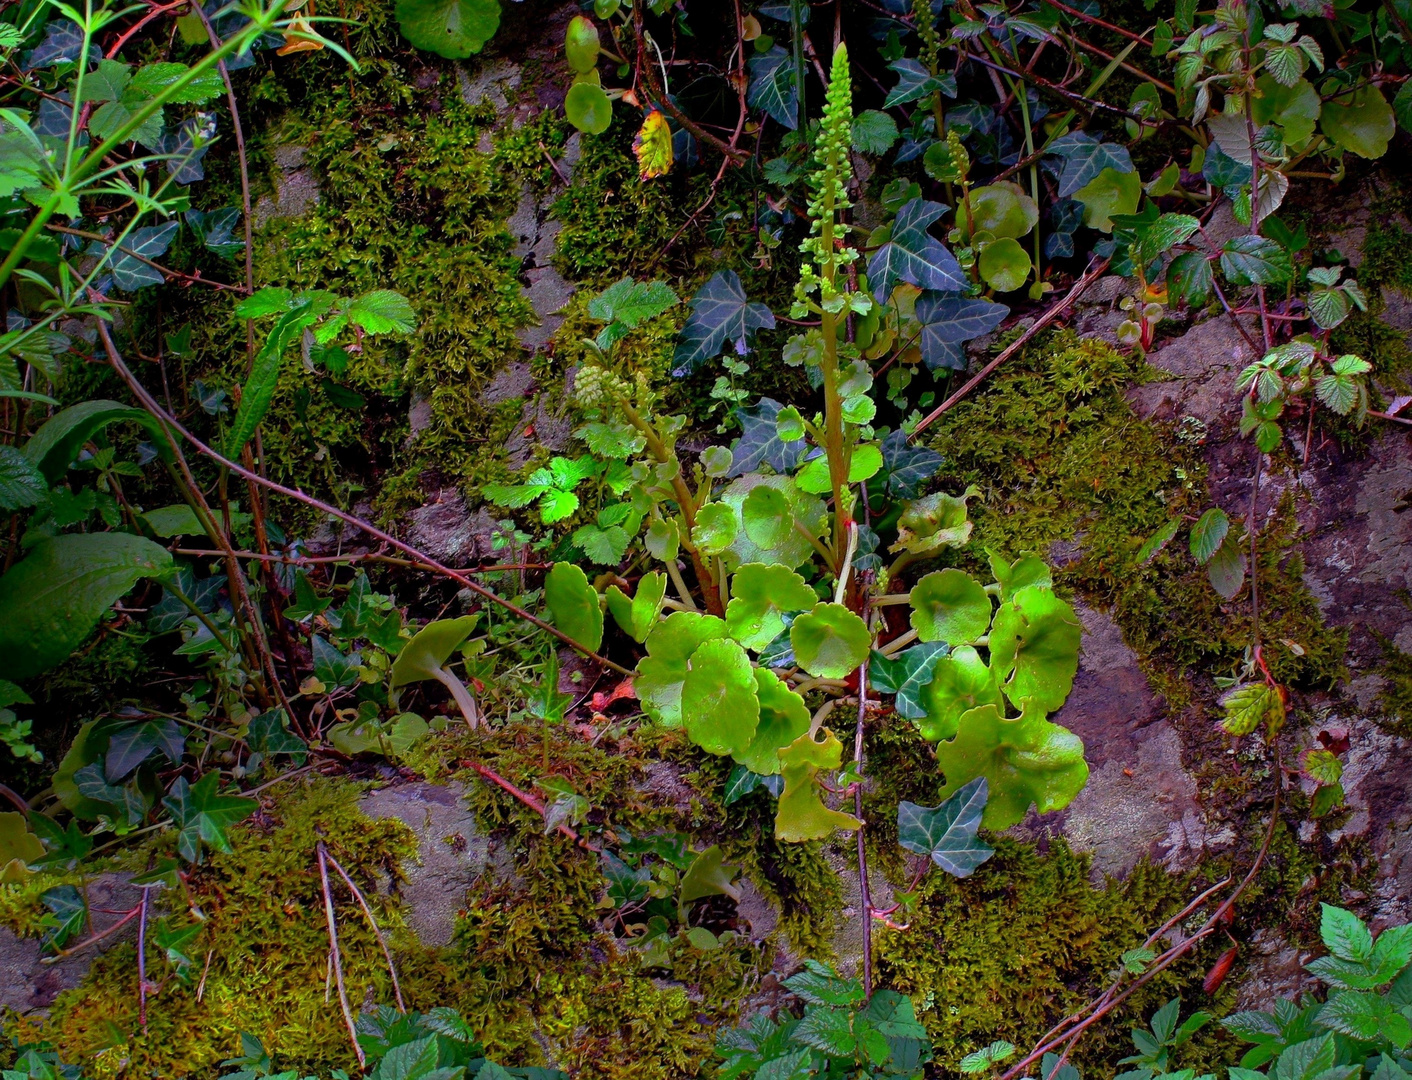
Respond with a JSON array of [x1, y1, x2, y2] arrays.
[[316, 840, 365, 1070], [463, 760, 599, 852], [324, 849, 406, 1013], [909, 257, 1111, 439]]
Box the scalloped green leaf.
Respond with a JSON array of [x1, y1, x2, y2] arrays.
[[934, 704, 1088, 829], [978, 237, 1032, 293], [635, 612, 727, 727], [682, 638, 759, 756], [605, 571, 667, 644], [741, 485, 795, 550], [957, 182, 1039, 241], [987, 586, 1081, 714], [794, 443, 884, 494], [919, 645, 1005, 742], [564, 15, 600, 73], [790, 602, 872, 679], [565, 80, 612, 134], [775, 730, 862, 842], [390, 616, 476, 687], [725, 563, 818, 652], [543, 562, 603, 652], [395, 0, 500, 58], [733, 668, 811, 775], [889, 486, 978, 555], [692, 502, 740, 557], [717, 475, 826, 570], [679, 844, 741, 907], [987, 551, 1053, 601], [1320, 84, 1394, 159], [1073, 167, 1142, 234], [909, 569, 993, 646]]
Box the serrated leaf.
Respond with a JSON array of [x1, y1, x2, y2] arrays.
[[897, 776, 994, 877], [1220, 236, 1293, 286], [1219, 682, 1284, 737], [347, 290, 417, 334], [0, 445, 47, 512], [1206, 534, 1247, 600], [589, 277, 679, 328], [851, 109, 898, 154], [1189, 507, 1230, 563]]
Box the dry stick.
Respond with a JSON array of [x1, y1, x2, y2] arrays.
[[0, 782, 30, 813], [998, 786, 1280, 1080], [909, 257, 1112, 440], [98, 322, 302, 719], [463, 760, 600, 851], [137, 885, 151, 1033], [40, 905, 142, 963], [99, 339, 633, 678], [325, 850, 406, 1013], [316, 840, 366, 1070], [853, 656, 873, 1001], [1044, 0, 1153, 45]]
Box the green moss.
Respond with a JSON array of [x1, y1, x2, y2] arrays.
[[878, 839, 1228, 1072], [923, 330, 1346, 701], [1373, 628, 1412, 737]]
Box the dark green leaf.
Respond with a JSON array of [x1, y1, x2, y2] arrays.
[[897, 776, 995, 877], [673, 271, 776, 374], [1046, 132, 1134, 197], [1220, 236, 1293, 286], [395, 0, 500, 57], [867, 200, 967, 300], [869, 641, 949, 719], [0, 445, 47, 512], [162, 772, 257, 863]]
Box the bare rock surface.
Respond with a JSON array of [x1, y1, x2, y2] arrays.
[[254, 144, 320, 225], [1128, 314, 1260, 430], [0, 873, 141, 1015], [359, 781, 488, 948], [405, 490, 502, 565]]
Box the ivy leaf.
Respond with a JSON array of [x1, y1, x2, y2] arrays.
[[870, 641, 949, 719], [933, 704, 1088, 829], [914, 293, 1009, 371], [726, 563, 817, 652], [1220, 236, 1293, 286], [790, 602, 872, 679], [246, 709, 307, 766], [729, 397, 807, 476], [1189, 507, 1230, 563], [747, 45, 798, 130], [987, 586, 1081, 713], [1046, 131, 1134, 197], [673, 271, 777, 374], [636, 612, 727, 727], [105, 718, 184, 781], [897, 776, 995, 877], [774, 730, 862, 842], [40, 884, 86, 949], [102, 222, 179, 292], [880, 429, 943, 499], [883, 58, 956, 108], [919, 644, 1005, 742], [910, 568, 993, 645], [544, 563, 603, 652], [867, 199, 967, 300], [682, 638, 759, 757], [162, 772, 257, 863]]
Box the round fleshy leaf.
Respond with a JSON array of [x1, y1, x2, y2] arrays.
[[725, 563, 818, 652], [986, 585, 1081, 714], [957, 182, 1038, 241], [775, 729, 862, 842], [391, 616, 477, 687], [394, 0, 500, 58], [919, 645, 1003, 742], [1252, 75, 1320, 146], [934, 703, 1088, 829], [605, 571, 667, 644], [564, 15, 600, 73], [1073, 167, 1141, 234], [543, 562, 603, 652], [977, 238, 1031, 293], [692, 502, 740, 557], [741, 485, 794, 549], [635, 612, 726, 727], [1320, 84, 1394, 159], [790, 602, 871, 679], [682, 638, 759, 756], [909, 568, 992, 645], [733, 668, 811, 775], [566, 80, 613, 134], [717, 475, 826, 571], [795, 442, 884, 494]]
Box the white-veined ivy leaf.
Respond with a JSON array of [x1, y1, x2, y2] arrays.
[[729, 396, 807, 476], [851, 110, 898, 154], [600, 849, 651, 906], [162, 772, 257, 863], [1220, 236, 1293, 286], [1203, 143, 1253, 190], [747, 45, 798, 130], [673, 270, 776, 374], [247, 709, 307, 765], [394, 0, 500, 57], [0, 445, 46, 512], [1137, 517, 1182, 563], [185, 207, 244, 258], [106, 718, 184, 780], [158, 115, 213, 184], [100, 222, 179, 292], [312, 635, 360, 688], [1046, 131, 1134, 197], [869, 641, 948, 719], [26, 22, 99, 69], [74, 762, 150, 825], [40, 884, 86, 949], [723, 764, 768, 805], [1206, 535, 1247, 600], [867, 199, 966, 300], [897, 776, 995, 877], [1189, 507, 1230, 563], [914, 293, 1009, 371], [347, 290, 417, 334], [883, 58, 956, 108], [880, 428, 943, 499]]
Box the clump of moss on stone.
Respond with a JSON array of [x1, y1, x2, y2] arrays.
[[878, 838, 1230, 1072], [923, 330, 1345, 701], [1372, 628, 1412, 737]]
